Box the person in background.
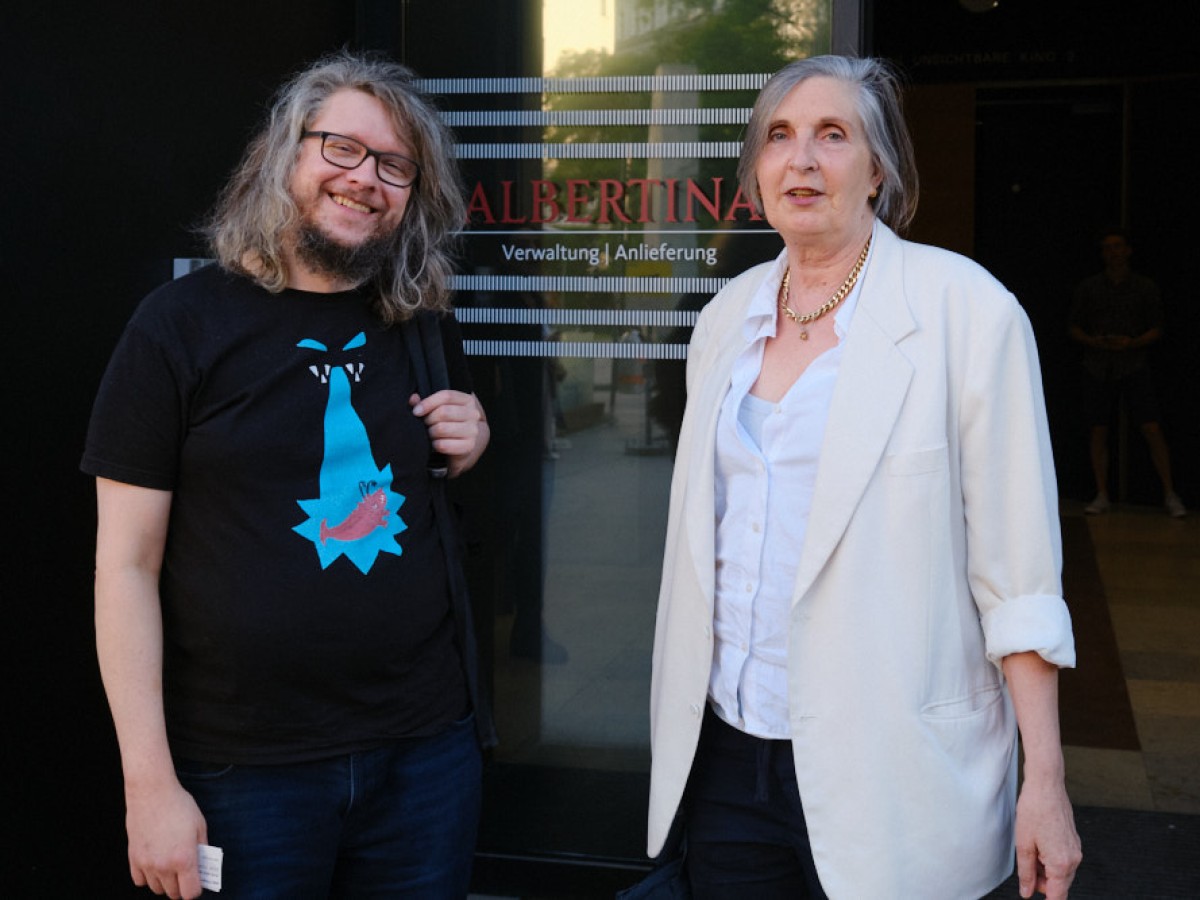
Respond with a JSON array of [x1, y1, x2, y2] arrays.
[[645, 55, 1081, 899], [1069, 228, 1185, 517], [83, 50, 491, 899]]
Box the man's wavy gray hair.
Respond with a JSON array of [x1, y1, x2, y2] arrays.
[[203, 50, 464, 322]]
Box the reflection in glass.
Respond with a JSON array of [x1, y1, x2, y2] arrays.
[[445, 0, 833, 866]]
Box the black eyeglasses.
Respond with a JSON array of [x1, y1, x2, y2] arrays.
[[300, 131, 421, 188]]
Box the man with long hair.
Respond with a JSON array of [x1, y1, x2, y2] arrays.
[[83, 50, 491, 898]]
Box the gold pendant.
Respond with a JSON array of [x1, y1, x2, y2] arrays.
[[799, 329, 809, 341]]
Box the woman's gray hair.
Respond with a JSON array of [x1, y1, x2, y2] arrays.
[[203, 49, 464, 322], [737, 55, 919, 234]]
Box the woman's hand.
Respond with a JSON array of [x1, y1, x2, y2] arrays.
[[1002, 651, 1083, 899], [1014, 773, 1081, 899]]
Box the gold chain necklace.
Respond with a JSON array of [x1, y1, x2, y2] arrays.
[[779, 234, 872, 340]]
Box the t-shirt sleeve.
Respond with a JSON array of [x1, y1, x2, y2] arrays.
[[80, 305, 187, 491]]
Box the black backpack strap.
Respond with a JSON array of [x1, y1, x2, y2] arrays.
[[417, 311, 451, 395], [402, 311, 497, 748], [401, 312, 448, 478]]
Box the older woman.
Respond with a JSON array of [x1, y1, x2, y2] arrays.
[[646, 56, 1081, 899]]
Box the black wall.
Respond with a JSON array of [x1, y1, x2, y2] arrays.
[[4, 4, 355, 894]]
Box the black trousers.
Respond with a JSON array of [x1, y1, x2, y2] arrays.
[[683, 706, 828, 899]]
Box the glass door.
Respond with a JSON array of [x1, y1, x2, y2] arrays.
[[403, 0, 838, 886]]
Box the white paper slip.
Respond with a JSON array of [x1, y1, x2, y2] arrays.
[[198, 843, 223, 892]]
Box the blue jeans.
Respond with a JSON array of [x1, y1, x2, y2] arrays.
[[175, 715, 481, 899]]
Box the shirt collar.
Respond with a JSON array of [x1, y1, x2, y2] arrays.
[[741, 252, 786, 344]]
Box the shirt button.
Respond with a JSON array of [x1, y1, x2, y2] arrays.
[[752, 522, 761, 533], [704, 625, 712, 638], [690, 703, 702, 717]]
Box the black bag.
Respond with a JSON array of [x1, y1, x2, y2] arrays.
[[616, 816, 689, 899], [615, 858, 689, 900]]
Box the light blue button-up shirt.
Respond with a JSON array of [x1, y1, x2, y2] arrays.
[[709, 237, 874, 738]]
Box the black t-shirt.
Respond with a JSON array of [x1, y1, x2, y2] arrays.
[[1070, 270, 1163, 380], [82, 265, 470, 764]]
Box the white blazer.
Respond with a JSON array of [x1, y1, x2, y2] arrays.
[[647, 223, 1075, 899]]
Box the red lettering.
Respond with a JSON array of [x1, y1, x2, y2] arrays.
[[565, 180, 591, 223], [467, 182, 496, 225], [530, 180, 560, 224], [664, 178, 679, 223], [596, 179, 632, 224], [625, 179, 662, 224], [684, 177, 722, 223], [468, 176, 756, 226], [500, 181, 528, 224], [724, 184, 763, 221]]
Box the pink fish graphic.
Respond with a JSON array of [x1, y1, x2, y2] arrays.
[[319, 488, 389, 545]]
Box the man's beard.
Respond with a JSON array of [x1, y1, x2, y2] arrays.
[[293, 222, 398, 287]]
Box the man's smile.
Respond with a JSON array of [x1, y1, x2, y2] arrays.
[[331, 193, 374, 214]]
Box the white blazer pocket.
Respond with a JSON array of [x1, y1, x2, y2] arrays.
[[885, 444, 948, 477]]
